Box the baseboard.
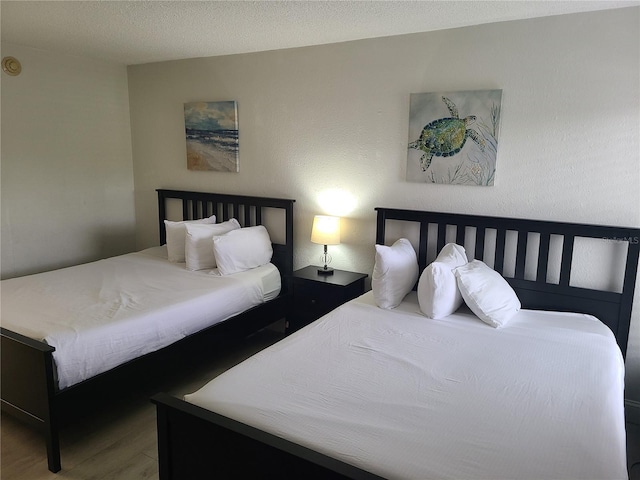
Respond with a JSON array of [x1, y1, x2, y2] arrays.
[[626, 399, 640, 425]]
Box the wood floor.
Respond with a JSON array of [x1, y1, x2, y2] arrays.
[[2, 321, 640, 479]]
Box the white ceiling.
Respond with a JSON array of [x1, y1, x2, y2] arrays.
[[1, 0, 638, 66]]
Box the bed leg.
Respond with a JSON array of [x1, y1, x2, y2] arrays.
[[155, 399, 171, 480], [45, 420, 61, 473]]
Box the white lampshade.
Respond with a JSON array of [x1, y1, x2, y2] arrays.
[[311, 215, 340, 245]]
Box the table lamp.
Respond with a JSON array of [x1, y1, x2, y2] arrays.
[[311, 215, 340, 275]]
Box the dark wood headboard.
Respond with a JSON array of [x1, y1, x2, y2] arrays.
[[157, 189, 295, 292], [375, 208, 640, 358]]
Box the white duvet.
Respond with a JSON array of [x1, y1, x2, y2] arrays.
[[1, 246, 281, 390], [185, 291, 627, 480]]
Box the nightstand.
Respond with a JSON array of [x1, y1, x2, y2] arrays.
[[287, 266, 367, 334]]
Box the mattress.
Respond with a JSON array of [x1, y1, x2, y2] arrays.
[[1, 246, 281, 390], [185, 291, 627, 480]]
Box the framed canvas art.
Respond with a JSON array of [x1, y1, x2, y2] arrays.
[[185, 101, 239, 172], [407, 90, 502, 186]]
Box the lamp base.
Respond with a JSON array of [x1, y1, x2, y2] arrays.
[[317, 266, 334, 275]]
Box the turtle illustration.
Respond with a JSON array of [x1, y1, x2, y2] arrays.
[[409, 96, 485, 171]]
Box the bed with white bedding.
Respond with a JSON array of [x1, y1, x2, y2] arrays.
[[153, 207, 639, 480], [2, 246, 281, 390], [184, 291, 627, 480], [0, 189, 295, 473]]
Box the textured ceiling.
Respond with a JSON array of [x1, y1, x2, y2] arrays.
[[1, 0, 638, 65]]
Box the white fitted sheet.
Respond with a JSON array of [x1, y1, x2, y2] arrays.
[[1, 246, 281, 390], [185, 291, 627, 480]]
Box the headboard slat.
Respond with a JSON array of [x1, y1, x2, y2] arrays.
[[515, 232, 527, 280], [559, 235, 575, 287], [455, 226, 465, 246], [494, 229, 506, 274], [537, 233, 551, 284], [436, 224, 446, 253], [475, 227, 486, 263], [418, 222, 429, 271]]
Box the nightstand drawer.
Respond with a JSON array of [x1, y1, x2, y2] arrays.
[[294, 282, 343, 316], [287, 266, 367, 334], [295, 280, 343, 300]]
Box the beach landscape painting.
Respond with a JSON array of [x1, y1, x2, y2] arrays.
[[407, 90, 502, 186], [184, 101, 239, 172]]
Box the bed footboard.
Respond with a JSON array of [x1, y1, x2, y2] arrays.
[[152, 393, 384, 480], [0, 327, 60, 472]]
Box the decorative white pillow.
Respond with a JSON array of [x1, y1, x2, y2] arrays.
[[164, 215, 216, 263], [213, 225, 273, 276], [372, 238, 419, 309], [454, 259, 521, 328], [417, 243, 468, 319], [184, 219, 241, 271]]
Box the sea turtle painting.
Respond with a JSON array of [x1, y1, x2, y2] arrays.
[[408, 96, 486, 171]]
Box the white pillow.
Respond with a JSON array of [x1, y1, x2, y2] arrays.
[[417, 243, 468, 319], [213, 225, 273, 276], [164, 214, 216, 263], [184, 219, 241, 271], [371, 238, 419, 309], [454, 259, 521, 328]]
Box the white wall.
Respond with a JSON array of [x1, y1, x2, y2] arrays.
[[128, 8, 640, 400], [1, 43, 136, 278]]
